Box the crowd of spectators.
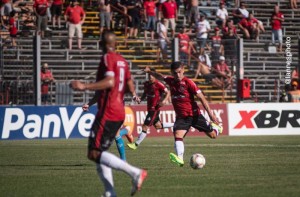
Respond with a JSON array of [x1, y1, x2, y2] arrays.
[[0, 0, 296, 92]]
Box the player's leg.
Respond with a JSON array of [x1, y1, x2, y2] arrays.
[[128, 111, 158, 149], [88, 118, 118, 196], [88, 119, 147, 196], [97, 164, 115, 197], [192, 114, 223, 138], [153, 118, 174, 130], [115, 129, 126, 161], [119, 126, 134, 143], [169, 117, 191, 167]]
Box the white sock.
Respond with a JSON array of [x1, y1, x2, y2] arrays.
[[96, 164, 116, 197], [175, 140, 184, 160], [162, 122, 174, 128], [100, 151, 140, 179], [135, 131, 147, 145]]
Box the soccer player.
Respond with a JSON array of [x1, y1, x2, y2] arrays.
[[143, 62, 223, 167], [71, 31, 147, 197], [127, 68, 174, 150], [82, 91, 135, 161]]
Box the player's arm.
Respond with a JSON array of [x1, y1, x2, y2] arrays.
[[144, 66, 165, 81], [196, 92, 219, 124], [82, 91, 99, 111], [127, 78, 141, 103], [161, 88, 170, 105], [71, 76, 115, 91]]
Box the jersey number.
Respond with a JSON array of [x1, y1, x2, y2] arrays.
[[119, 68, 125, 92]]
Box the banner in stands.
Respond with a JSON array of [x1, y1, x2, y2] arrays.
[[0, 104, 228, 140], [228, 103, 300, 135]]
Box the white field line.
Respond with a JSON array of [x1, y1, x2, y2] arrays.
[[1, 143, 300, 148], [145, 144, 300, 148]]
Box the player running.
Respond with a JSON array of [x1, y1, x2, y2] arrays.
[[71, 31, 147, 197], [143, 62, 223, 167], [82, 91, 136, 161], [127, 68, 174, 150]]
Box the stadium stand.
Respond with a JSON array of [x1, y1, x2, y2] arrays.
[[0, 0, 298, 105]]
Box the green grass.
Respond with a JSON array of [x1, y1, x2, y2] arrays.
[[1, 136, 300, 197]]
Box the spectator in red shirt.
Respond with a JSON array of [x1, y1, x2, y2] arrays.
[[222, 19, 237, 37], [210, 27, 224, 66], [213, 56, 232, 88], [161, 0, 177, 38], [64, 0, 85, 50], [51, 0, 63, 29], [41, 63, 55, 105], [271, 5, 284, 52], [177, 26, 196, 69], [33, 0, 49, 38], [238, 13, 260, 41], [144, 0, 158, 40], [8, 10, 17, 47]]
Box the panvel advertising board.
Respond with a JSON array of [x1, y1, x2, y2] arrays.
[[0, 106, 98, 140], [228, 103, 300, 136], [0, 104, 228, 140]]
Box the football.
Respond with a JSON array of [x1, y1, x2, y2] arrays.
[[190, 153, 206, 169]]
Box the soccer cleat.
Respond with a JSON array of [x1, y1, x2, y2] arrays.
[[169, 153, 184, 167], [131, 170, 148, 196], [124, 126, 134, 143], [211, 122, 223, 135], [127, 143, 138, 150]]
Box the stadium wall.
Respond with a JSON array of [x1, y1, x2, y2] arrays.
[[0, 103, 299, 140]]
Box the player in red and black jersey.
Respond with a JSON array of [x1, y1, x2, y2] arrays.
[[127, 68, 173, 150], [144, 62, 223, 167], [71, 31, 147, 197]]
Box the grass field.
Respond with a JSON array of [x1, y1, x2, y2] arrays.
[[1, 136, 300, 197]]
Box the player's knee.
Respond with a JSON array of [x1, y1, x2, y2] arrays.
[[154, 122, 162, 129], [87, 150, 101, 163]]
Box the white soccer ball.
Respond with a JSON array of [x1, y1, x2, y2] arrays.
[[190, 153, 206, 169]]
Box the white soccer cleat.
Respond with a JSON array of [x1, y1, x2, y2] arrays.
[[130, 170, 148, 196]]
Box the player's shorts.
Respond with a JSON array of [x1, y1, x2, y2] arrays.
[[88, 117, 123, 152], [173, 114, 213, 133], [144, 110, 160, 126]]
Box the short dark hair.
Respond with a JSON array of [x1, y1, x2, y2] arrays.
[[170, 61, 183, 70]]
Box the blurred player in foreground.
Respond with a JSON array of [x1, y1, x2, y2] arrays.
[[143, 62, 223, 167], [71, 31, 147, 197], [82, 91, 134, 161], [127, 68, 174, 150]]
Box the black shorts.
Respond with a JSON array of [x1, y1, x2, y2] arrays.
[[51, 4, 62, 16], [88, 117, 123, 152], [203, 74, 217, 82], [128, 15, 140, 28], [41, 94, 49, 102], [144, 110, 160, 126], [173, 114, 213, 133]]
